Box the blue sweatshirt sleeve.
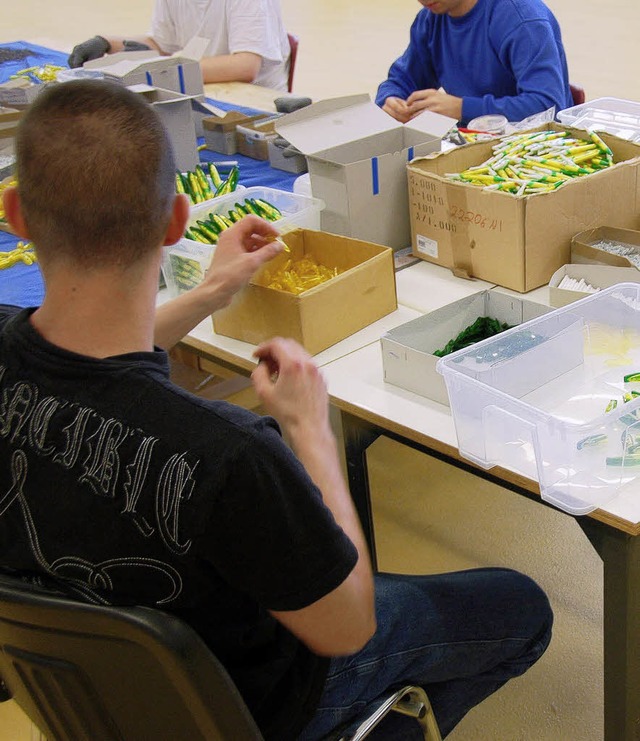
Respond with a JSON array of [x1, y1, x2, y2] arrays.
[[375, 13, 437, 107], [461, 18, 570, 123]]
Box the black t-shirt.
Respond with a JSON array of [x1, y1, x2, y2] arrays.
[[0, 306, 358, 740]]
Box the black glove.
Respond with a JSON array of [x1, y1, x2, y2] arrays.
[[68, 36, 110, 68], [273, 136, 303, 159], [122, 40, 152, 52]]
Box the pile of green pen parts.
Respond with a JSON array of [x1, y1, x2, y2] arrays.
[[433, 316, 512, 357]]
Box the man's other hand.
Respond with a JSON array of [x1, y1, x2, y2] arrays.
[[381, 96, 412, 123], [407, 89, 463, 121], [68, 36, 110, 68]]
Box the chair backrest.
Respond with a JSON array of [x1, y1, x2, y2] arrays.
[[0, 573, 263, 741], [569, 83, 586, 106], [287, 33, 299, 93]]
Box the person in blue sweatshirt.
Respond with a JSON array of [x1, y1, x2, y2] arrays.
[[376, 0, 573, 126]]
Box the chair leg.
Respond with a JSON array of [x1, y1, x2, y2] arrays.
[[340, 685, 442, 741]]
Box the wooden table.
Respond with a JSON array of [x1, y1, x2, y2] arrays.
[[321, 340, 640, 741], [170, 81, 640, 741]]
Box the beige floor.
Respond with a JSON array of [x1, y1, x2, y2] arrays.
[[3, 1, 640, 739]]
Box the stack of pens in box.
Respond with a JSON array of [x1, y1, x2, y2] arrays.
[[445, 129, 614, 196], [556, 276, 600, 293]]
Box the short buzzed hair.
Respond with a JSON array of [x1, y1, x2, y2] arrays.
[[16, 79, 176, 268]]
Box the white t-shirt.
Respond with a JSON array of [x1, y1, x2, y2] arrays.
[[150, 0, 290, 90]]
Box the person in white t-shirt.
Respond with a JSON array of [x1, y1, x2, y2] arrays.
[[68, 0, 291, 90]]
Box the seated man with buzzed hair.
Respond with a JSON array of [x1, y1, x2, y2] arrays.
[[0, 80, 553, 741]]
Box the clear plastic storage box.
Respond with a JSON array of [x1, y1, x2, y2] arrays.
[[436, 284, 640, 514], [557, 97, 640, 143], [184, 186, 324, 245], [161, 238, 213, 297]]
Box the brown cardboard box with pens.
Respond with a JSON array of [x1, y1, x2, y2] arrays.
[[407, 124, 640, 292]]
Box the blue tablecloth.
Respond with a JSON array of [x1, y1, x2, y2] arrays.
[[0, 41, 298, 308]]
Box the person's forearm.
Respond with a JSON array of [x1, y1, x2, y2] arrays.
[[154, 280, 228, 349], [289, 423, 373, 576], [105, 36, 163, 54], [200, 52, 261, 84]]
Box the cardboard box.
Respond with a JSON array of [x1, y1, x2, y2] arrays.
[[548, 263, 640, 307], [381, 290, 549, 406], [84, 45, 204, 98], [236, 115, 282, 160], [0, 154, 15, 183], [407, 124, 640, 292], [213, 228, 398, 355], [128, 84, 199, 172], [190, 98, 225, 138], [0, 107, 22, 156], [268, 138, 308, 174], [202, 111, 270, 155], [570, 225, 640, 268], [275, 94, 455, 250], [0, 79, 47, 107]]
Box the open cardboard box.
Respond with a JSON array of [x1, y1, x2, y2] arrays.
[[0, 107, 22, 158], [275, 94, 455, 250], [381, 290, 549, 406], [84, 37, 206, 97], [548, 263, 640, 307], [202, 111, 271, 155], [213, 228, 397, 355], [407, 124, 640, 292], [128, 84, 199, 171], [0, 78, 47, 107], [571, 225, 640, 268], [236, 114, 282, 160]]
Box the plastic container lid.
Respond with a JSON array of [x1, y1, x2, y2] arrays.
[[467, 114, 508, 134], [557, 97, 640, 143], [56, 68, 105, 83]]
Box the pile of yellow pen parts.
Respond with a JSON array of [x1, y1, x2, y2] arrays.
[[0, 177, 16, 226], [11, 64, 65, 83], [0, 241, 37, 270], [446, 129, 614, 196], [264, 256, 341, 295]]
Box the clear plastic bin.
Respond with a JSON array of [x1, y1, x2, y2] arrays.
[[185, 186, 324, 245], [557, 97, 640, 143], [161, 239, 213, 297], [436, 283, 640, 514]]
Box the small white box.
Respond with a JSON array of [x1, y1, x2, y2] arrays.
[[437, 283, 640, 514], [549, 264, 640, 307], [381, 290, 549, 406]]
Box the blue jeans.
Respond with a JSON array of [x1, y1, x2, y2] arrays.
[[297, 568, 553, 740]]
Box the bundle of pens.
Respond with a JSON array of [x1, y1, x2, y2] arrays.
[[445, 129, 614, 196]]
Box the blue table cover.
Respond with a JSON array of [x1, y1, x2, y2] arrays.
[[0, 41, 298, 307]]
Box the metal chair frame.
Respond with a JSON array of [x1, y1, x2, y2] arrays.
[[0, 572, 441, 741]]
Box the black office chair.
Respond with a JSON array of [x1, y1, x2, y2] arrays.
[[0, 572, 441, 741], [569, 83, 586, 106]]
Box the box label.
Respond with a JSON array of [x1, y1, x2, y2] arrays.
[[416, 234, 438, 258]]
